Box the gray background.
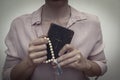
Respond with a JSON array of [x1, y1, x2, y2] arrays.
[[0, 0, 120, 80]]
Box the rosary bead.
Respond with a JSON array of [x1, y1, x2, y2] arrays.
[[49, 45, 53, 48], [45, 61, 49, 63], [48, 40, 51, 43], [48, 60, 51, 62], [50, 48, 53, 51], [46, 38, 50, 41], [44, 37, 47, 39], [52, 53, 54, 56], [51, 50, 54, 54], [49, 43, 52, 46], [44, 37, 56, 63]]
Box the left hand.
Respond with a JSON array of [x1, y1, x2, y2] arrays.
[[56, 44, 91, 71]]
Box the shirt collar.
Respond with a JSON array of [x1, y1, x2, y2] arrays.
[[67, 7, 87, 27], [31, 6, 87, 26], [31, 6, 42, 25], [71, 7, 87, 20]]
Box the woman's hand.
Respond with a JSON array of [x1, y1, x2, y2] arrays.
[[10, 36, 48, 80], [57, 44, 91, 72], [28, 36, 48, 64]]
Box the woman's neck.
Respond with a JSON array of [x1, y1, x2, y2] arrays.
[[42, 4, 71, 21]]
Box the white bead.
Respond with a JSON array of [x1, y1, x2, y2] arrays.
[[45, 61, 49, 63], [52, 53, 54, 55], [46, 38, 50, 41], [48, 40, 51, 43], [50, 48, 53, 51], [49, 45, 53, 48], [48, 60, 51, 62], [44, 38, 57, 64], [44, 37, 47, 39], [51, 50, 54, 53], [50, 59, 53, 61], [49, 43, 52, 46], [52, 56, 55, 59]]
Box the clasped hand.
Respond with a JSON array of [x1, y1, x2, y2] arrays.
[[28, 36, 91, 71]]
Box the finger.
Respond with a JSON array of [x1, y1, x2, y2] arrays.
[[59, 53, 81, 67], [28, 44, 47, 53], [29, 37, 48, 46], [57, 50, 77, 63], [38, 35, 47, 38], [59, 44, 74, 56], [33, 56, 47, 64], [29, 50, 47, 59], [64, 62, 77, 68]]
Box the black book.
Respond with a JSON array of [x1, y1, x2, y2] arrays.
[[47, 23, 74, 60]]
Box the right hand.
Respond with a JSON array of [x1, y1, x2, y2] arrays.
[[28, 36, 48, 64]]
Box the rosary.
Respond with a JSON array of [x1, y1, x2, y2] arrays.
[[44, 37, 63, 75]]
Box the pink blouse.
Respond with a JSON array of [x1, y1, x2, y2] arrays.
[[3, 6, 107, 80]]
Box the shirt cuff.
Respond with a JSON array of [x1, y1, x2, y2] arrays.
[[93, 61, 107, 75], [3, 65, 15, 80]]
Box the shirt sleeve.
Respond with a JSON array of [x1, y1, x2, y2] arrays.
[[88, 21, 107, 75], [2, 55, 21, 80], [2, 19, 22, 80]]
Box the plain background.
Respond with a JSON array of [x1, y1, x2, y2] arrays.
[[0, 0, 120, 80]]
